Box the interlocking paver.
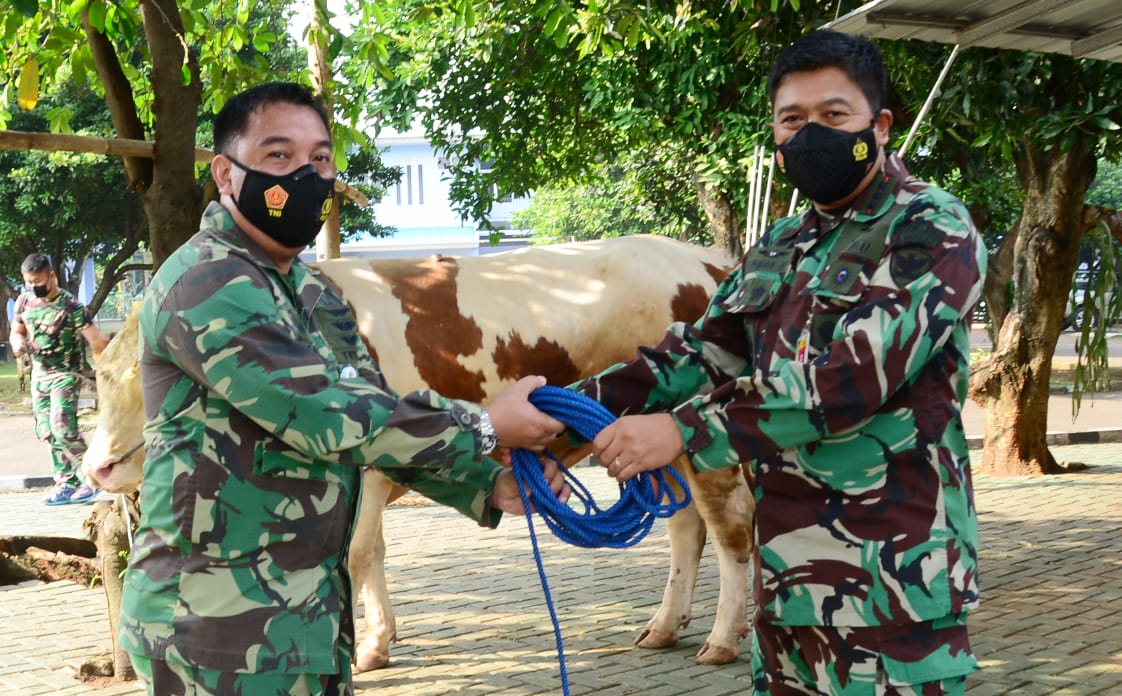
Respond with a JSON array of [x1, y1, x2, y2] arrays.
[[2, 443, 1121, 694]]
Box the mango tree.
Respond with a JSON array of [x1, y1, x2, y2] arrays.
[[911, 48, 1122, 475]]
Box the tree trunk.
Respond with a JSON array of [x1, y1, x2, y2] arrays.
[[969, 139, 1098, 476], [308, 0, 342, 261], [981, 218, 1018, 336], [83, 0, 201, 270], [695, 177, 743, 259], [140, 0, 203, 268]]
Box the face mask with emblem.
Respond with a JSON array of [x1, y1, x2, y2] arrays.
[[228, 156, 336, 249], [776, 120, 878, 205]]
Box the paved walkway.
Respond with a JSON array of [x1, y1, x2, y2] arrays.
[[2, 442, 1121, 694]]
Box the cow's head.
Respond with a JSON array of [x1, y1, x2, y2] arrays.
[[82, 305, 144, 493]]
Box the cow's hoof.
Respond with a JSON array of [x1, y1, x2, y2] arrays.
[[695, 641, 739, 665], [355, 648, 391, 672], [635, 627, 679, 649]]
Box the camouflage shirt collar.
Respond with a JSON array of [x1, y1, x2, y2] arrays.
[[849, 152, 908, 222], [779, 152, 909, 247], [200, 201, 319, 299]]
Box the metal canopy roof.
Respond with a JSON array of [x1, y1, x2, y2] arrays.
[[825, 0, 1122, 64]]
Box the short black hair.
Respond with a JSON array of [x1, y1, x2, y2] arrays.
[[213, 82, 332, 155], [21, 253, 51, 275], [767, 30, 888, 114]]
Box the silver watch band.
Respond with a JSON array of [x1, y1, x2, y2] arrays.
[[478, 410, 499, 455]]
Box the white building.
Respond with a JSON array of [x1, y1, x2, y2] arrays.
[[342, 122, 533, 259]]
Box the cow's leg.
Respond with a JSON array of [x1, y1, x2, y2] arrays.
[[690, 464, 754, 665], [350, 469, 397, 672], [635, 459, 707, 650]]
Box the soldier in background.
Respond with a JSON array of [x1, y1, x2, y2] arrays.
[[118, 82, 568, 695], [575, 30, 986, 694], [10, 252, 108, 505]]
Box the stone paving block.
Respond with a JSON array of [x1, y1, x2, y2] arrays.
[[3, 445, 1122, 693]]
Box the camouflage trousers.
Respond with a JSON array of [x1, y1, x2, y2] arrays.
[[751, 612, 977, 695], [31, 370, 87, 487], [128, 650, 354, 696]]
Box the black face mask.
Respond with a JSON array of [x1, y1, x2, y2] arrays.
[[32, 284, 50, 298], [776, 121, 878, 206], [228, 156, 336, 249]]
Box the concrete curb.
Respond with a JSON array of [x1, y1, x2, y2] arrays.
[[0, 475, 53, 492], [965, 428, 1122, 450]]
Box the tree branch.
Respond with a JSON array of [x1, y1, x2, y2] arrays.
[[1084, 204, 1122, 245], [82, 8, 152, 192]]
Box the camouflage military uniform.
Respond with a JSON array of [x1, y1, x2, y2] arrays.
[[13, 288, 91, 487], [120, 202, 505, 689], [576, 155, 985, 692]]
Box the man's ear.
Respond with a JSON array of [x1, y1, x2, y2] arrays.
[[875, 108, 893, 147], [212, 155, 236, 197]]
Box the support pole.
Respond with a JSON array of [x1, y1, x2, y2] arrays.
[[899, 45, 960, 159]]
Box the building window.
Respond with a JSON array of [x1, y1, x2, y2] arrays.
[[479, 160, 513, 203], [393, 164, 424, 206]]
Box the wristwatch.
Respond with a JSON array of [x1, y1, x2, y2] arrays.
[[478, 410, 499, 455]]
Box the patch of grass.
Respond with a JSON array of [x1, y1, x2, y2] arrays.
[[0, 360, 30, 411], [1049, 367, 1122, 393]]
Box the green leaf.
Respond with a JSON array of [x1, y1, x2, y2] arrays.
[[46, 106, 73, 133], [87, 0, 106, 32], [1094, 116, 1120, 131], [543, 7, 564, 37], [10, 0, 39, 18]]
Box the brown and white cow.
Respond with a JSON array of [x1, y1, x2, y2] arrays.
[[83, 235, 755, 671]]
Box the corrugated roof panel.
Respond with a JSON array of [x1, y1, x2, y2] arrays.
[[826, 0, 1122, 63]]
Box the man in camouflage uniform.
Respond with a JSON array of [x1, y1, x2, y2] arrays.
[[576, 31, 985, 694], [119, 82, 568, 695], [10, 252, 108, 505]]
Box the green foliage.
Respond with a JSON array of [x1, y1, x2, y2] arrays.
[[0, 0, 306, 131], [1070, 223, 1122, 405], [913, 49, 1122, 175], [352, 0, 861, 238], [336, 144, 400, 241], [1, 0, 399, 270], [0, 79, 141, 295], [513, 145, 708, 245], [1087, 160, 1122, 208]]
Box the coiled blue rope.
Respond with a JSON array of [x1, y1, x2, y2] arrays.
[[510, 385, 692, 695]]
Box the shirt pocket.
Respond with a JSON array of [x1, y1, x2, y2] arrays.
[[251, 437, 351, 555], [805, 252, 875, 350], [253, 436, 335, 483], [719, 245, 796, 315]]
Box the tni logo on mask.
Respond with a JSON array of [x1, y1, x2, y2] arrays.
[[264, 185, 289, 218], [852, 141, 869, 162]]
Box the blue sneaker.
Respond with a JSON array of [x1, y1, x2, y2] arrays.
[[70, 483, 98, 504], [43, 485, 76, 506]]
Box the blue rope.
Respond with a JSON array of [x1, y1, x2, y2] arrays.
[[510, 385, 692, 695]]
